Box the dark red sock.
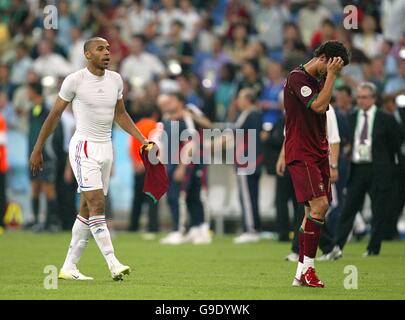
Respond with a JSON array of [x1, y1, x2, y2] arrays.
[[299, 227, 305, 263], [304, 215, 324, 258]]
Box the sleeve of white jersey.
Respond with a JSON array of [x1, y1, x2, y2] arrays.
[[58, 74, 76, 102], [326, 104, 341, 144]]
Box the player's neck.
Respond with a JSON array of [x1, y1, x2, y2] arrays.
[[303, 59, 321, 80], [87, 64, 105, 77]]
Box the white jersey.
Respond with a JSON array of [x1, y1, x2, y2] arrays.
[[58, 67, 123, 142]]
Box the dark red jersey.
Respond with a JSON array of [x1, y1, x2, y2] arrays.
[[284, 65, 329, 164]]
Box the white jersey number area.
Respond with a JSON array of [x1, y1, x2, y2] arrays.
[[300, 86, 312, 97]]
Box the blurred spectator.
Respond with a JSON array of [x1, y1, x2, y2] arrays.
[[105, 24, 129, 71], [31, 29, 68, 59], [157, 0, 181, 37], [68, 26, 87, 71], [127, 0, 156, 36], [0, 92, 8, 231], [198, 35, 230, 91], [120, 34, 165, 91], [253, 0, 290, 51], [27, 82, 62, 231], [334, 85, 354, 115], [236, 59, 264, 99], [9, 42, 33, 91], [258, 61, 285, 129], [195, 13, 215, 53], [298, 0, 331, 46], [327, 82, 401, 258], [382, 0, 405, 43], [11, 70, 39, 134], [282, 22, 308, 71], [246, 41, 270, 74], [224, 22, 250, 65], [367, 55, 387, 95], [232, 88, 263, 244], [0, 64, 12, 99], [384, 56, 405, 96], [161, 20, 194, 74], [380, 39, 398, 78], [214, 63, 238, 122], [57, 0, 78, 52], [178, 0, 201, 41], [353, 15, 384, 59], [310, 19, 336, 51], [176, 73, 203, 109], [381, 94, 405, 240], [32, 40, 72, 78], [225, 0, 251, 40]]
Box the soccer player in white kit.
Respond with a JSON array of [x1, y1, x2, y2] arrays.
[[30, 37, 149, 281]]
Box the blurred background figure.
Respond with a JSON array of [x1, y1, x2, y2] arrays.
[[27, 82, 62, 232]]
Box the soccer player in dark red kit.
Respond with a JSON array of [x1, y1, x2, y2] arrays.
[[283, 41, 350, 288]]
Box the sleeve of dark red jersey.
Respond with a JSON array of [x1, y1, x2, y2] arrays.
[[288, 72, 318, 110]]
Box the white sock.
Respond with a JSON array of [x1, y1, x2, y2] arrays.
[[295, 262, 304, 280], [61, 215, 90, 271], [89, 215, 120, 269], [303, 256, 315, 273]]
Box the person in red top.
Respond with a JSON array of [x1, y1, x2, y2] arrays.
[[0, 99, 8, 231], [282, 40, 350, 288], [129, 107, 159, 235]]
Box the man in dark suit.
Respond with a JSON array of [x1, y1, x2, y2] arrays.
[[326, 82, 401, 258], [381, 95, 405, 239]]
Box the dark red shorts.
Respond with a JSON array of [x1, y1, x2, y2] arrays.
[[287, 158, 332, 205]]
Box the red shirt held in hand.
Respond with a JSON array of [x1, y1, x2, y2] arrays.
[[139, 142, 169, 203]]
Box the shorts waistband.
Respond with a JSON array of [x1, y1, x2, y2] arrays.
[[72, 133, 112, 144]]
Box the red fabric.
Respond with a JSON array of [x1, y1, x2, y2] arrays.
[[284, 66, 329, 164], [140, 142, 169, 203], [287, 157, 332, 205], [304, 217, 324, 258]]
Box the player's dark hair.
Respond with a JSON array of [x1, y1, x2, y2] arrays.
[[28, 81, 43, 96], [314, 40, 350, 66], [83, 37, 106, 53], [336, 85, 352, 97]]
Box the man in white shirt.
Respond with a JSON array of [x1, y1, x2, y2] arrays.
[[120, 35, 165, 89], [32, 40, 72, 78], [30, 37, 149, 281]]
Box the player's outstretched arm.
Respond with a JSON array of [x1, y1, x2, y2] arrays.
[[310, 57, 344, 114], [114, 99, 148, 145], [29, 97, 70, 176]]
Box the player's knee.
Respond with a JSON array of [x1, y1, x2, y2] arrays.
[[313, 201, 329, 217], [87, 198, 105, 215]]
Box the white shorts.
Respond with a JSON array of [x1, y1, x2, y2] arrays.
[[69, 134, 113, 196]]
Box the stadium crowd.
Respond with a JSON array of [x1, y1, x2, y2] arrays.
[[0, 0, 404, 250]]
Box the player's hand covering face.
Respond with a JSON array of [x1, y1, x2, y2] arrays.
[[326, 57, 344, 76]]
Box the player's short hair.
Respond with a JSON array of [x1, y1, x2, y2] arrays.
[[336, 85, 352, 97], [314, 40, 350, 66], [357, 82, 377, 98], [28, 81, 43, 96], [83, 37, 107, 53]]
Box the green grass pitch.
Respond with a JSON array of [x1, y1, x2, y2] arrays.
[[0, 232, 404, 300]]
